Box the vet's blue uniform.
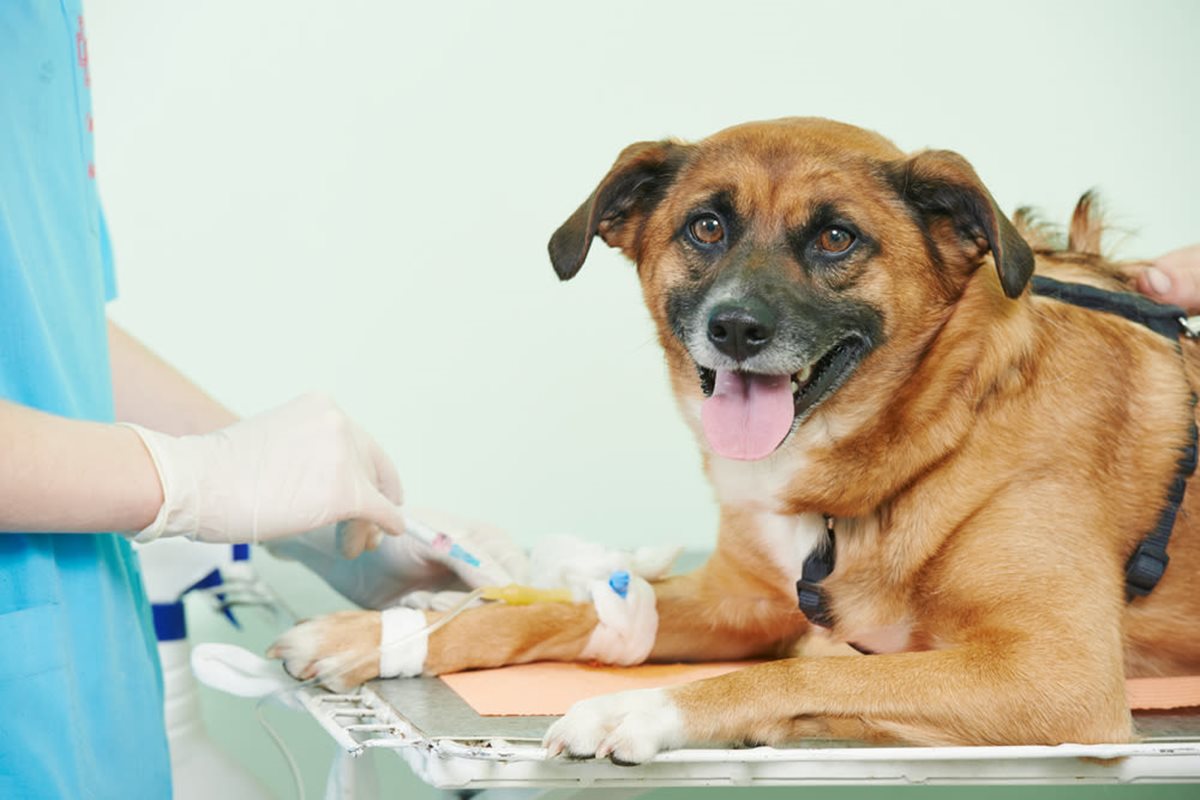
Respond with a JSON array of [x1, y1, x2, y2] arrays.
[[0, 2, 171, 797]]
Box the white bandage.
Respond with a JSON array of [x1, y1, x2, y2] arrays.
[[579, 574, 659, 666], [379, 607, 428, 678]]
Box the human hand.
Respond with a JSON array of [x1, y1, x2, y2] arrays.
[[268, 508, 529, 610], [1131, 244, 1200, 313], [123, 393, 404, 550]]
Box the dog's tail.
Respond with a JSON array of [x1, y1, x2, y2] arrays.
[[1067, 190, 1105, 256], [1014, 191, 1137, 291]]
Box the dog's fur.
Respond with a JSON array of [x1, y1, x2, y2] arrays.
[[273, 118, 1200, 761]]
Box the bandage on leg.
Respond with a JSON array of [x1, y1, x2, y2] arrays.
[[580, 573, 659, 666], [378, 607, 429, 678]]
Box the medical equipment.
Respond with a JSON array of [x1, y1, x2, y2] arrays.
[[197, 537, 679, 797], [200, 562, 641, 798], [480, 584, 574, 605], [308, 680, 1200, 791], [298, 559, 1200, 792], [403, 515, 481, 568], [138, 538, 277, 800], [250, 587, 488, 800]]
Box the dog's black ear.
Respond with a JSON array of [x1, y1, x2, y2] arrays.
[[891, 150, 1034, 299], [548, 140, 690, 281]]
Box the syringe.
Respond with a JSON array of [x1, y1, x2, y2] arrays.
[[404, 516, 482, 568]]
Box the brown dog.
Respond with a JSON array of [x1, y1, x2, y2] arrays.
[[272, 118, 1200, 763]]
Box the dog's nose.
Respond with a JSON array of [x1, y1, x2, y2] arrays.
[[706, 300, 777, 361]]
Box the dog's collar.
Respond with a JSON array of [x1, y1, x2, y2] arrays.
[[795, 514, 836, 629], [796, 278, 1200, 633], [794, 516, 874, 655]]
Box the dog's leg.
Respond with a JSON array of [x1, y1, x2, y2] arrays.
[[269, 548, 806, 689], [424, 561, 804, 674], [546, 518, 1135, 763], [266, 603, 602, 691], [544, 640, 1133, 763]]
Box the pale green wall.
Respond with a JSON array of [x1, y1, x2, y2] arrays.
[[90, 0, 1200, 554], [86, 0, 1200, 796]]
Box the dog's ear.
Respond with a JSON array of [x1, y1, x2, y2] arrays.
[[891, 150, 1034, 299], [548, 140, 690, 281]]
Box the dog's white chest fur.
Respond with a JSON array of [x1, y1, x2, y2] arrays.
[[750, 511, 826, 582], [709, 454, 825, 584], [709, 452, 919, 653]]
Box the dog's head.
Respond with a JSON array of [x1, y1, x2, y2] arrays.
[[549, 118, 1033, 463]]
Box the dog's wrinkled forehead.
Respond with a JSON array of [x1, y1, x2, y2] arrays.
[[658, 119, 906, 232]]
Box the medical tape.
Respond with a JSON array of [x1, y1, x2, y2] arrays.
[[579, 573, 658, 666], [379, 606, 428, 678]]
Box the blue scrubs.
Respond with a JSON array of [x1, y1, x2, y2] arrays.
[[0, 2, 172, 797]]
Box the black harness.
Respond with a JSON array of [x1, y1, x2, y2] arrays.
[[797, 277, 1200, 631]]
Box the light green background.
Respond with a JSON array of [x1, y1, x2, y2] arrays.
[[86, 0, 1199, 796]]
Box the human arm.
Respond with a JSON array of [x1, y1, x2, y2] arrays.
[[0, 399, 163, 533], [106, 320, 404, 549], [1, 323, 406, 545]]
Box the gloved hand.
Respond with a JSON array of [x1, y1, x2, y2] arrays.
[[123, 393, 404, 552], [267, 508, 529, 610]]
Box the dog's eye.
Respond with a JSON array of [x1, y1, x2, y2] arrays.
[[818, 226, 855, 254], [689, 214, 725, 246]]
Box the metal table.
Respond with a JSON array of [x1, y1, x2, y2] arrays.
[[302, 674, 1200, 797]]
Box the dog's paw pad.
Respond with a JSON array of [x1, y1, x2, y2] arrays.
[[543, 688, 685, 765]]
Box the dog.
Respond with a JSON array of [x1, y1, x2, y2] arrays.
[[271, 118, 1200, 763]]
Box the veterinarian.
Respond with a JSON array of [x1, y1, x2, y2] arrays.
[[0, 5, 485, 797]]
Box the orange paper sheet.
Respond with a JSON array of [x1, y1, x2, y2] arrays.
[[1126, 675, 1200, 710], [440, 661, 755, 716], [440, 662, 1200, 717]]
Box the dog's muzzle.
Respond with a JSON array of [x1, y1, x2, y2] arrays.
[[689, 297, 871, 461]]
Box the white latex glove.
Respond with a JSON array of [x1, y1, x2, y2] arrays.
[[123, 393, 403, 553], [267, 508, 529, 610]]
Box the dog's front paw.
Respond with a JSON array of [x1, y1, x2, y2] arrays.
[[267, 610, 384, 692], [543, 688, 686, 765]]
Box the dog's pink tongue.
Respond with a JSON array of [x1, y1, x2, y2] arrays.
[[701, 370, 794, 460]]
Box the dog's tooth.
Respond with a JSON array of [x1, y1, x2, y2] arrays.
[[791, 379, 800, 393], [796, 365, 813, 384]]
